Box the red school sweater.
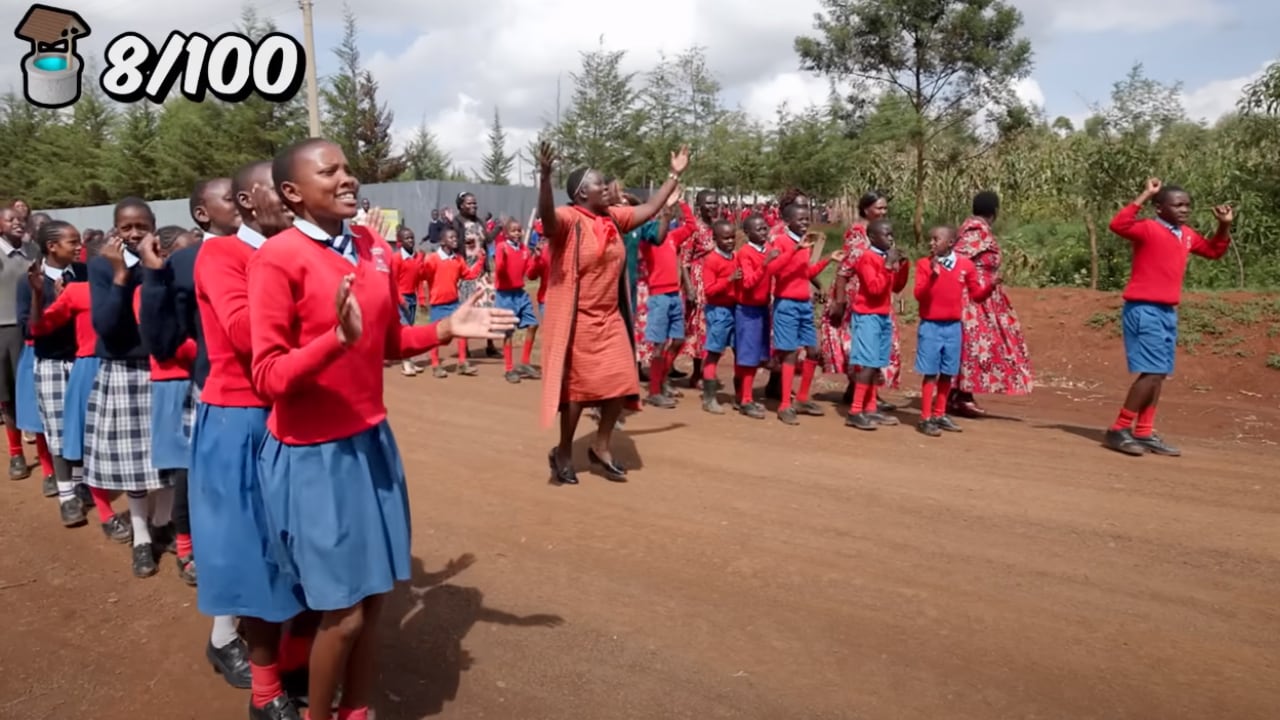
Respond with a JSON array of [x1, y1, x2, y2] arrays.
[[194, 234, 265, 407], [735, 242, 774, 307], [643, 202, 696, 295], [247, 225, 444, 445], [526, 244, 550, 304], [29, 282, 98, 357], [913, 255, 994, 321], [494, 240, 531, 291], [851, 251, 909, 315], [1108, 204, 1231, 306], [420, 249, 484, 306], [771, 233, 830, 301], [391, 250, 423, 296], [133, 287, 196, 380], [702, 249, 738, 307]]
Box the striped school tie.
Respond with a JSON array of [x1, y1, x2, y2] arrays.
[[326, 232, 353, 261]]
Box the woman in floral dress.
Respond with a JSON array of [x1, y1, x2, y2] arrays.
[[678, 190, 718, 386], [950, 191, 1034, 416]]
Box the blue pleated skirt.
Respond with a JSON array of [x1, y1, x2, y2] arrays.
[[151, 379, 196, 470], [258, 421, 411, 611], [15, 345, 41, 433], [61, 357, 99, 462], [191, 403, 305, 621]]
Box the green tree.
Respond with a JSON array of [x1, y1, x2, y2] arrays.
[[400, 121, 453, 181], [221, 5, 309, 163], [109, 103, 162, 199], [321, 4, 404, 182], [554, 41, 643, 179], [479, 108, 514, 184], [796, 0, 1033, 246]]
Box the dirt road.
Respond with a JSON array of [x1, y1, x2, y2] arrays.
[[2, 351, 1277, 720]]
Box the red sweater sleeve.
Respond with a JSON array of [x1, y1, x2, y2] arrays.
[[963, 259, 996, 304], [807, 256, 830, 280], [704, 257, 733, 299], [1189, 226, 1231, 260], [526, 251, 544, 281], [892, 262, 910, 293], [1108, 204, 1147, 243], [913, 257, 935, 302], [200, 242, 254, 356], [175, 338, 198, 366], [667, 204, 698, 250], [462, 256, 485, 281], [30, 287, 78, 336], [248, 251, 348, 399], [855, 254, 891, 297]]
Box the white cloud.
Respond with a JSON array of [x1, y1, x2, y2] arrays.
[[1014, 77, 1046, 108], [0, 0, 1259, 185], [1179, 65, 1267, 122]]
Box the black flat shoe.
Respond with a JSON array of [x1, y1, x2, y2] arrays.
[[207, 637, 252, 689], [587, 448, 627, 482], [132, 543, 158, 578], [548, 449, 578, 485], [249, 695, 301, 720]]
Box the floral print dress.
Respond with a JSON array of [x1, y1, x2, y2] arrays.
[[953, 216, 1033, 395]]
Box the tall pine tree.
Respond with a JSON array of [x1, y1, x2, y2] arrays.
[[554, 42, 643, 179], [479, 108, 514, 184], [321, 4, 404, 182], [400, 120, 453, 181]]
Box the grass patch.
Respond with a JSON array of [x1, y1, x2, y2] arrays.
[[1267, 353, 1280, 370], [1177, 297, 1280, 349]]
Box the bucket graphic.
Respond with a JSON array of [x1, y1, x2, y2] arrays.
[[21, 51, 82, 107]]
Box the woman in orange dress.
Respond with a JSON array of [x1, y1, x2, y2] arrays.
[[537, 142, 689, 485]]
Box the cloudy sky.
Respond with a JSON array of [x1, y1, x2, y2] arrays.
[[5, 0, 1276, 182]]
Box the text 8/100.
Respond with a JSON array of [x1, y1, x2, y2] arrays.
[[100, 31, 306, 104]]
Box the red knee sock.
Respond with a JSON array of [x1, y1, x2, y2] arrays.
[[5, 425, 21, 457], [779, 362, 796, 411], [88, 486, 114, 520], [702, 355, 718, 381], [277, 631, 312, 673], [648, 355, 666, 396], [738, 367, 756, 405], [1111, 408, 1137, 431], [337, 708, 369, 720], [34, 434, 53, 477], [1134, 405, 1157, 438], [850, 383, 870, 413], [430, 347, 440, 367], [521, 336, 534, 365], [250, 662, 284, 709], [176, 533, 193, 558], [456, 339, 467, 362], [797, 359, 817, 403], [502, 342, 514, 372], [920, 380, 936, 420], [935, 378, 952, 419], [865, 384, 879, 414]]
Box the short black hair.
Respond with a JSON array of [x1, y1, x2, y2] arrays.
[[455, 192, 475, 209], [696, 190, 717, 206], [29, 211, 52, 226], [782, 203, 808, 222], [271, 137, 332, 209], [565, 167, 589, 202], [712, 219, 735, 234], [972, 191, 1000, 218], [868, 219, 892, 237], [113, 196, 155, 227], [742, 213, 765, 231], [1154, 184, 1189, 205], [233, 160, 272, 200], [35, 220, 74, 255], [157, 225, 189, 252]]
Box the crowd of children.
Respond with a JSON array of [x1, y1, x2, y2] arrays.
[[0, 162, 1232, 717]]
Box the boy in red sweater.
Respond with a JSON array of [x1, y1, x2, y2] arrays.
[[390, 227, 421, 376], [420, 227, 485, 377], [770, 204, 844, 426], [1104, 177, 1233, 457], [913, 226, 997, 437], [843, 220, 909, 430], [493, 218, 541, 383], [733, 215, 781, 419], [525, 239, 549, 362], [699, 219, 739, 414], [641, 198, 696, 408]]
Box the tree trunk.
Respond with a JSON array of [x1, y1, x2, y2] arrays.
[[1231, 241, 1245, 288], [1084, 212, 1099, 290], [912, 137, 926, 249]]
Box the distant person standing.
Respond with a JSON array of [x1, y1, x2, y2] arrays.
[[426, 208, 445, 250], [353, 197, 372, 225], [0, 207, 34, 478]]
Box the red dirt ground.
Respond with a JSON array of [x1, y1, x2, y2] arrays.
[[2, 287, 1277, 720]]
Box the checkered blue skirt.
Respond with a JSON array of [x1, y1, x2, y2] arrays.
[[84, 359, 165, 491], [35, 357, 74, 456]]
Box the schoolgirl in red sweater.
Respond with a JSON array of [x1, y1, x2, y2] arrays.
[[248, 139, 515, 720], [419, 228, 485, 377]]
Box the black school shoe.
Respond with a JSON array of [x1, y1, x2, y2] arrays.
[[917, 419, 942, 437], [845, 413, 877, 431], [1133, 433, 1181, 457], [8, 455, 30, 480], [934, 416, 963, 433], [207, 637, 253, 689], [41, 474, 56, 497], [282, 668, 309, 706], [132, 543, 158, 578], [250, 696, 301, 720], [101, 514, 133, 543], [59, 497, 88, 527], [176, 554, 197, 586], [1104, 429, 1146, 457]]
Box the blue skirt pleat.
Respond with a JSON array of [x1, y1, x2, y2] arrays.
[[258, 420, 411, 611], [15, 345, 41, 433], [190, 403, 305, 621], [151, 379, 195, 470], [61, 357, 99, 462]]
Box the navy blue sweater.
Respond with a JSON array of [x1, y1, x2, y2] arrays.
[[139, 244, 208, 387], [17, 262, 87, 360], [88, 256, 148, 360]]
